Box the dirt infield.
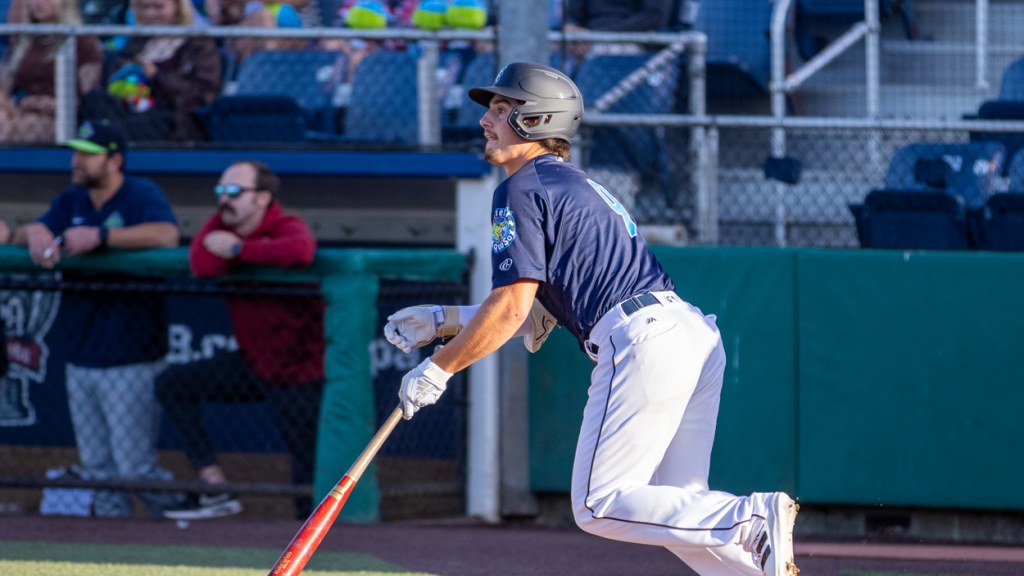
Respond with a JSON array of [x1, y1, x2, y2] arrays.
[[2, 514, 1024, 575]]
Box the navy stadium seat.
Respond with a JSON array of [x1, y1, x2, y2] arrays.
[[855, 190, 970, 250], [343, 50, 419, 145], [692, 0, 772, 96], [850, 142, 1005, 249], [795, 0, 916, 60], [978, 193, 1024, 251], [443, 51, 496, 145], [574, 53, 680, 220], [205, 96, 308, 143], [231, 49, 343, 134], [968, 100, 1024, 176], [574, 53, 679, 177], [881, 142, 1004, 209]]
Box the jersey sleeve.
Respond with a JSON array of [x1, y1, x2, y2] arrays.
[[491, 181, 547, 289]]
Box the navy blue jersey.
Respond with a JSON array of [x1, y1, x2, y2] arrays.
[[490, 155, 674, 344], [39, 176, 178, 367]]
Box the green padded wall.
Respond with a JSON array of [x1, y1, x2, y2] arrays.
[[797, 250, 1024, 509], [529, 247, 799, 496]]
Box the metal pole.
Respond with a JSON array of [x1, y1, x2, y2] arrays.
[[416, 39, 441, 147], [55, 35, 77, 143]]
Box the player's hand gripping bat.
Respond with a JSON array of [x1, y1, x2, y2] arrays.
[[268, 405, 404, 576]]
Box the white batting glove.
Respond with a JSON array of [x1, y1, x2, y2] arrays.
[[398, 358, 452, 419], [384, 305, 461, 353]]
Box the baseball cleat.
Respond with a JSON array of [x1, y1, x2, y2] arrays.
[[163, 492, 242, 521], [758, 492, 799, 576]]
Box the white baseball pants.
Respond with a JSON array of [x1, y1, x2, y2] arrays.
[[572, 292, 769, 575]]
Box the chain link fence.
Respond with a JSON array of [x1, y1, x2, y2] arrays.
[[0, 271, 467, 520]]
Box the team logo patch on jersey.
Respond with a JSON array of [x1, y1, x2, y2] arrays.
[[491, 207, 517, 253]]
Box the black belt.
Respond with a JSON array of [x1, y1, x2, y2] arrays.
[[619, 292, 660, 316], [585, 293, 661, 358]]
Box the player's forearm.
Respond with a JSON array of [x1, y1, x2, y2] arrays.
[[431, 282, 538, 373]]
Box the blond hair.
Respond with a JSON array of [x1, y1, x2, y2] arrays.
[[1, 0, 84, 86], [130, 0, 197, 25]]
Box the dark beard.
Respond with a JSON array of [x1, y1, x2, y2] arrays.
[[73, 173, 103, 188]]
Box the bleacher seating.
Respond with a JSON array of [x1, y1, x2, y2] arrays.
[[205, 96, 310, 143], [574, 53, 680, 219], [794, 0, 916, 61], [444, 51, 496, 144], [343, 50, 419, 145], [214, 49, 342, 140], [850, 142, 1005, 249], [692, 0, 772, 96], [967, 59, 1024, 174]]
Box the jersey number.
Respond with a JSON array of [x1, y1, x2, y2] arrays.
[[588, 179, 637, 238]]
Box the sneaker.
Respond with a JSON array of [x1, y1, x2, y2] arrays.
[[746, 492, 799, 576], [162, 493, 242, 521]]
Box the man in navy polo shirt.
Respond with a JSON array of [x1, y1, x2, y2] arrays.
[[9, 120, 182, 517]]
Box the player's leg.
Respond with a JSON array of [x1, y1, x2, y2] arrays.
[[156, 351, 257, 473], [571, 303, 764, 558], [103, 360, 182, 516], [66, 364, 131, 517], [267, 378, 324, 518]]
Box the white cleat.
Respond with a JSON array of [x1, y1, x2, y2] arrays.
[[757, 492, 799, 576]]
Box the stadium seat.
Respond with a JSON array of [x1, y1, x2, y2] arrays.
[[692, 0, 773, 96], [230, 49, 344, 134], [968, 100, 1024, 176], [573, 53, 680, 220], [1008, 148, 1024, 192], [849, 142, 1005, 249], [880, 142, 1004, 208], [998, 57, 1024, 101], [795, 0, 917, 60], [205, 96, 309, 143], [978, 193, 1024, 251], [343, 50, 419, 145], [443, 51, 496, 145], [855, 189, 970, 250]]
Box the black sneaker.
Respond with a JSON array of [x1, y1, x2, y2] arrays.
[[162, 493, 242, 521]]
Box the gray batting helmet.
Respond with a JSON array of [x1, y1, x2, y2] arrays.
[[468, 61, 584, 143]]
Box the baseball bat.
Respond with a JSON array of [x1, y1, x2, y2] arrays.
[[268, 405, 404, 576]]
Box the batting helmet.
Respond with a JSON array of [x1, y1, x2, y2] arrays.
[[468, 61, 583, 143]]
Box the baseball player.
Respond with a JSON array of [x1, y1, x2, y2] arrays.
[[384, 62, 798, 576]]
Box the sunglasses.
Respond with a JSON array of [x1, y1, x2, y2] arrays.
[[214, 184, 259, 198]]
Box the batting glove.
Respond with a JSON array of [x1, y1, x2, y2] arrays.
[[398, 358, 452, 419], [384, 305, 461, 353], [524, 300, 559, 353]]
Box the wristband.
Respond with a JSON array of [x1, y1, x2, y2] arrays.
[[98, 227, 109, 247]]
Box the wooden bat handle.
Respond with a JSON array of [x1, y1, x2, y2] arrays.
[[268, 405, 404, 576], [346, 406, 403, 484]]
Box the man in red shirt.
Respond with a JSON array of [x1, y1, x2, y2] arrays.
[[158, 160, 325, 520]]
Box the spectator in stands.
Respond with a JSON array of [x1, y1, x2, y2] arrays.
[[213, 0, 310, 66], [157, 160, 325, 521], [0, 0, 104, 143], [562, 0, 674, 61], [320, 0, 417, 81], [3, 120, 182, 518], [79, 0, 221, 142]]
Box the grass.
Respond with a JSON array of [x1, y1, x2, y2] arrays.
[[0, 541, 435, 576]]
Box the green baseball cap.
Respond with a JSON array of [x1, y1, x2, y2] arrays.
[[66, 121, 128, 156]]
